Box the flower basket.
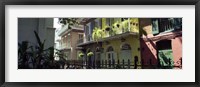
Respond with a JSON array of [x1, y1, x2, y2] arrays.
[[78, 52, 84, 58], [87, 52, 94, 57]]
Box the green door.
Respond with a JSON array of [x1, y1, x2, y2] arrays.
[[158, 49, 174, 69]]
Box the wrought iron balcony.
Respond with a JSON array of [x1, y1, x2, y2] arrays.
[[57, 24, 69, 36], [152, 18, 182, 35]]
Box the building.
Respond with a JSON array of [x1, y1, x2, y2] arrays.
[[55, 23, 84, 61], [140, 18, 182, 69], [18, 18, 55, 50], [18, 18, 56, 68], [77, 18, 141, 69]]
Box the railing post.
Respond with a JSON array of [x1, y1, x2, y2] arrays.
[[105, 60, 107, 68], [82, 60, 84, 69], [128, 59, 130, 69], [74, 60, 76, 69], [113, 59, 115, 69], [134, 56, 138, 69], [116, 59, 120, 69], [108, 60, 111, 68], [93, 58, 95, 69], [122, 59, 125, 69], [101, 60, 104, 69]]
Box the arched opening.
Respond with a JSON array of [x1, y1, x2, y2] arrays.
[[120, 43, 132, 68], [95, 47, 101, 68], [86, 48, 93, 69], [106, 46, 115, 68]]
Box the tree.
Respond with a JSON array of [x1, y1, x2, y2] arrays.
[[58, 18, 79, 29]]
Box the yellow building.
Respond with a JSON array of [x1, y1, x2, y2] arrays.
[[77, 18, 141, 69]]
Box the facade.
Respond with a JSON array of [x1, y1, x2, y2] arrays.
[[77, 18, 182, 69], [77, 18, 141, 69], [18, 18, 55, 50], [55, 24, 84, 60], [140, 18, 182, 69]]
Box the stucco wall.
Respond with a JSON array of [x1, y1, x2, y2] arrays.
[[171, 37, 182, 66], [102, 35, 141, 66], [71, 30, 84, 60], [139, 18, 182, 68]]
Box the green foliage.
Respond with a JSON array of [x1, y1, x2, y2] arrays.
[[112, 21, 122, 34], [58, 18, 79, 29], [102, 25, 111, 37], [18, 41, 32, 69], [87, 52, 94, 57], [34, 31, 45, 53], [78, 52, 84, 58], [92, 27, 104, 42], [18, 31, 62, 69], [121, 20, 129, 32]]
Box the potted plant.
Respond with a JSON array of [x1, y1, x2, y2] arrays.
[[102, 25, 111, 37], [92, 27, 104, 43], [121, 19, 129, 33], [78, 52, 84, 59], [130, 18, 139, 33], [112, 21, 122, 35], [87, 52, 94, 57]]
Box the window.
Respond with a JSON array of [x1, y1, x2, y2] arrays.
[[152, 18, 159, 34], [94, 21, 98, 28], [121, 44, 131, 50], [99, 19, 102, 29], [79, 34, 83, 39], [85, 25, 90, 41], [110, 18, 114, 25], [106, 18, 110, 26], [152, 18, 182, 35], [105, 18, 115, 26]]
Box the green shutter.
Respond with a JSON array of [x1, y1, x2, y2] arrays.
[[158, 49, 174, 69], [152, 19, 159, 34]]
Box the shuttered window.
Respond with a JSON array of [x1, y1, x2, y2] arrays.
[[152, 18, 159, 34]]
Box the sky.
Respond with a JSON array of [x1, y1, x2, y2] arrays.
[[53, 18, 60, 29]]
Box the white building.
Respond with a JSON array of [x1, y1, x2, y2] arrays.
[[18, 18, 56, 50]]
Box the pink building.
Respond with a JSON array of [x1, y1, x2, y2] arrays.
[[139, 18, 182, 69]]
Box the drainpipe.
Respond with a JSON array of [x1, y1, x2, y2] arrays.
[[128, 18, 130, 31]]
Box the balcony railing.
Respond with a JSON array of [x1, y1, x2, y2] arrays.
[[57, 24, 69, 36], [86, 34, 93, 42], [59, 43, 71, 50], [153, 18, 182, 34]]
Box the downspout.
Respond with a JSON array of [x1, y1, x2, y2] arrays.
[[128, 18, 130, 31]]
